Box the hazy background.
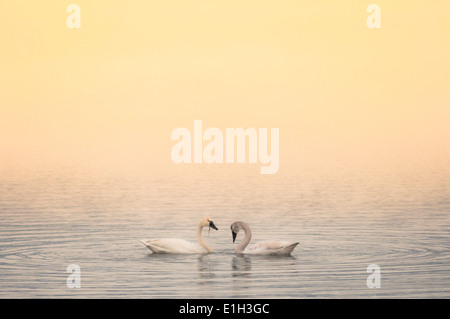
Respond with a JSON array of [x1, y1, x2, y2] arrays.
[[1, 0, 449, 172]]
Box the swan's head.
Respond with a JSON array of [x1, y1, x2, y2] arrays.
[[230, 221, 244, 243], [201, 217, 218, 231]]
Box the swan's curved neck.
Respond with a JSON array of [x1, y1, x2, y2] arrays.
[[197, 224, 213, 253], [236, 223, 252, 253]]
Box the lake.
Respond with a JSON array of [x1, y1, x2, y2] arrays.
[[0, 160, 449, 298]]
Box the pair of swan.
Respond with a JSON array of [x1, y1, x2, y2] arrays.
[[140, 217, 299, 255]]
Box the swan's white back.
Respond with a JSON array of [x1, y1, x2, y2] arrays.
[[140, 238, 204, 254], [243, 241, 299, 255]]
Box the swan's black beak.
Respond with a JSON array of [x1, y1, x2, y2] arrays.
[[209, 221, 218, 231], [232, 231, 237, 243]]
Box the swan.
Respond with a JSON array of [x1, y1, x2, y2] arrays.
[[140, 217, 218, 254], [230, 221, 299, 255]]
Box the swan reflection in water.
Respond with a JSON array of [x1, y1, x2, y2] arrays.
[[231, 254, 252, 296], [197, 253, 216, 285], [232, 254, 252, 277]]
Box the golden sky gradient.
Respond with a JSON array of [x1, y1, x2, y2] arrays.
[[1, 1, 449, 172]]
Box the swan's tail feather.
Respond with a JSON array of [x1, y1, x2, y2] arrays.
[[140, 239, 158, 253], [283, 242, 299, 255]]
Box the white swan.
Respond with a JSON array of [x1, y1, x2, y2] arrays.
[[140, 217, 218, 254], [230, 221, 299, 255]]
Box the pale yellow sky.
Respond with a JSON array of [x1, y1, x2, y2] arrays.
[[0, 1, 449, 172]]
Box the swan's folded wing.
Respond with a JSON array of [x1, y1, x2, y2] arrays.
[[140, 238, 172, 253]]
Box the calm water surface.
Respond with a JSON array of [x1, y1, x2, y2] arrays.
[[0, 162, 449, 298]]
